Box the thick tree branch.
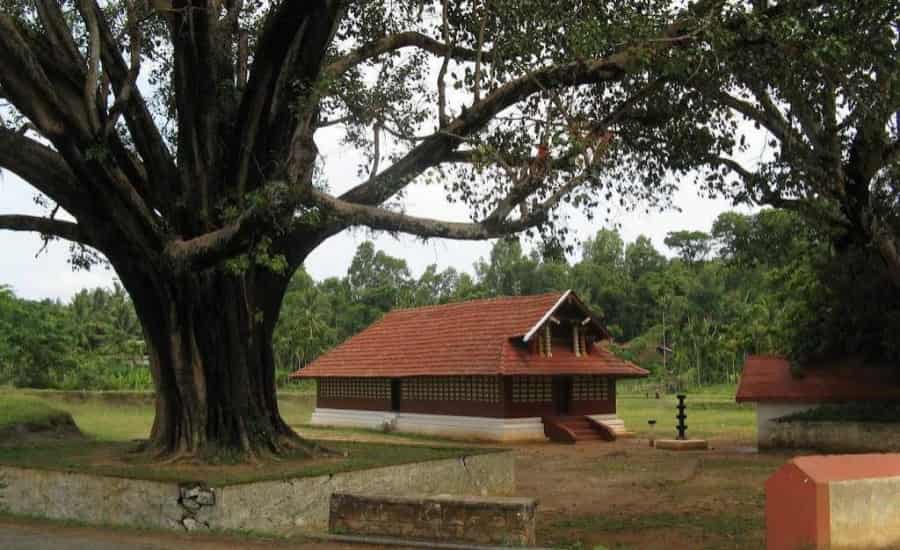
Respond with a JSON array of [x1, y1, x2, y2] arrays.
[[443, 148, 579, 170], [34, 0, 83, 70], [89, 0, 176, 195], [707, 155, 756, 182], [0, 128, 89, 219], [228, 0, 340, 195], [342, 56, 671, 209], [311, 191, 552, 241], [162, 180, 308, 272], [339, 52, 637, 206], [324, 31, 496, 78], [0, 16, 93, 141], [714, 90, 816, 164], [166, 0, 222, 225], [76, 0, 103, 133], [436, 0, 451, 128], [472, 2, 489, 103], [104, 0, 143, 138], [0, 215, 94, 247]]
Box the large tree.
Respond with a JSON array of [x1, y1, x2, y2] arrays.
[[0, 0, 821, 459], [692, 1, 900, 284]]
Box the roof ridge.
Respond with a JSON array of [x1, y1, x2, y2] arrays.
[[384, 291, 566, 315]]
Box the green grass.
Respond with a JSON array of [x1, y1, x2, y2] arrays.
[[0, 389, 489, 485], [0, 393, 70, 428], [616, 392, 755, 440], [2, 389, 315, 442], [0, 438, 495, 486]]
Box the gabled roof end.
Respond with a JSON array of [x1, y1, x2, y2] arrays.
[[522, 290, 571, 342]]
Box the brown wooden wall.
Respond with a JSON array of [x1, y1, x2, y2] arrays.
[[569, 376, 616, 415], [502, 376, 557, 418], [502, 375, 617, 417], [398, 376, 504, 417], [315, 375, 617, 418], [317, 396, 392, 411], [316, 377, 392, 412]]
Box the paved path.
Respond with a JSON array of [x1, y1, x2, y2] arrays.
[[0, 520, 373, 550]]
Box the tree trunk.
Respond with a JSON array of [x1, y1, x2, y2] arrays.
[[874, 231, 900, 289], [118, 263, 311, 460]]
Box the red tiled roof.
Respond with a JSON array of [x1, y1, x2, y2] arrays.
[[787, 454, 900, 483], [292, 291, 648, 378], [735, 355, 900, 403]]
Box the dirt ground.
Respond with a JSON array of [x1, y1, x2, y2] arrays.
[[516, 437, 793, 550], [0, 517, 401, 550], [297, 426, 792, 549]]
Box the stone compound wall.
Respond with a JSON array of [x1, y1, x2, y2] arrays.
[[329, 493, 536, 546], [0, 451, 514, 534], [768, 420, 900, 452], [756, 402, 816, 448]]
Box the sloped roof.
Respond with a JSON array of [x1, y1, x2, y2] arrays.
[[292, 291, 648, 378], [735, 355, 900, 403], [785, 454, 900, 484]]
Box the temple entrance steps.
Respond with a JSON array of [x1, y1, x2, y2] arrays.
[[587, 414, 636, 438], [542, 416, 617, 443]]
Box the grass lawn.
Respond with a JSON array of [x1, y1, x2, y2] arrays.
[[0, 393, 71, 428], [617, 391, 756, 441], [8, 389, 316, 441], [0, 389, 491, 485], [0, 439, 493, 486]]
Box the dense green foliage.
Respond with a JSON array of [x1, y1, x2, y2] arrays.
[[0, 284, 149, 390], [274, 208, 834, 390], [5, 206, 897, 391]]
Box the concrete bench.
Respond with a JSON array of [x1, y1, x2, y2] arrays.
[[329, 492, 537, 546], [766, 454, 900, 549]]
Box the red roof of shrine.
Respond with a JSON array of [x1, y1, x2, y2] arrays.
[[292, 291, 648, 378], [735, 355, 900, 403]]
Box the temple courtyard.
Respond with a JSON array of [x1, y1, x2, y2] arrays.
[[1, 388, 789, 549]]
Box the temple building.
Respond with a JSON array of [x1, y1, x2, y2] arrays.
[[292, 290, 648, 442]]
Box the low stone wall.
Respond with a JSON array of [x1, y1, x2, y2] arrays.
[[329, 493, 536, 546], [756, 402, 816, 448], [768, 420, 900, 452], [0, 451, 514, 534]]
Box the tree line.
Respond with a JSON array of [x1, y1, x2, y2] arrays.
[[277, 208, 899, 390], [3, 206, 897, 392], [0, 283, 148, 390]]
